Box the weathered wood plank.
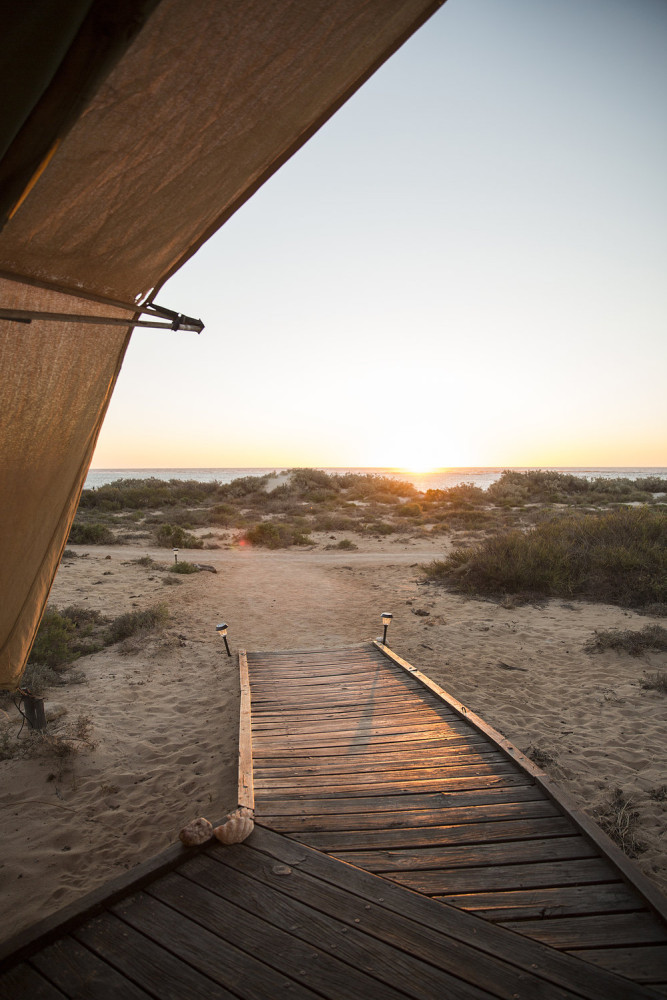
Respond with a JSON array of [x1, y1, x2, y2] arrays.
[[387, 858, 618, 894], [568, 946, 667, 984], [253, 740, 500, 763], [500, 913, 667, 949], [252, 712, 464, 735], [74, 911, 237, 1000], [253, 749, 507, 777], [0, 964, 66, 1000], [254, 785, 545, 816], [112, 889, 345, 1000], [254, 761, 518, 790], [195, 847, 569, 1000], [375, 641, 667, 926], [252, 720, 469, 741], [238, 650, 254, 810], [436, 883, 644, 920], [291, 818, 580, 851], [259, 799, 563, 832], [339, 836, 597, 872], [257, 772, 533, 799], [148, 869, 443, 1000], [240, 826, 658, 1000], [252, 733, 491, 758], [31, 936, 152, 999]]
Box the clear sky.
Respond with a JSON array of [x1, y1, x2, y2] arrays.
[[92, 0, 667, 471]]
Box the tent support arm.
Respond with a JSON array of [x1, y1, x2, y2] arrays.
[[0, 305, 204, 333]]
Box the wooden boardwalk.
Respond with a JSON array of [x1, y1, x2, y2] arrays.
[[248, 642, 667, 995], [1, 641, 666, 999]]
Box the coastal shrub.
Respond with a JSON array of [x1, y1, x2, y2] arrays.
[[169, 561, 200, 574], [421, 507, 666, 609], [324, 539, 358, 550], [641, 672, 667, 694], [154, 524, 204, 549], [424, 484, 486, 505], [28, 609, 78, 669], [313, 514, 362, 534], [108, 604, 168, 642], [78, 477, 222, 510], [486, 470, 667, 507], [208, 503, 237, 525], [585, 625, 667, 656], [243, 522, 313, 549], [397, 502, 423, 518], [23, 606, 105, 692], [68, 523, 117, 545]]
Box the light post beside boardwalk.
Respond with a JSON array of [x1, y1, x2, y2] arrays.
[[216, 622, 231, 657], [381, 612, 392, 646]]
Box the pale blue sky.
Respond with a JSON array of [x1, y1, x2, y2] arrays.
[[94, 0, 667, 470]]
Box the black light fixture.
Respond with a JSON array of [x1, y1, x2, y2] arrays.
[[381, 612, 393, 646], [216, 622, 231, 657], [173, 547, 179, 564]]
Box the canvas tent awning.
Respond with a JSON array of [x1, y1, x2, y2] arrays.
[[0, 0, 444, 690]]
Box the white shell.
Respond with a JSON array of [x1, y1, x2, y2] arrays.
[[213, 808, 254, 844], [179, 816, 213, 846]]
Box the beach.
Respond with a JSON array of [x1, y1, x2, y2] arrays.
[[1, 522, 665, 941]]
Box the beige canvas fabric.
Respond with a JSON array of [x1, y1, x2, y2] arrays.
[[0, 0, 442, 689], [0, 279, 133, 689]]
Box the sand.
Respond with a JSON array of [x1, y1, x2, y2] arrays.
[[1, 531, 665, 940]]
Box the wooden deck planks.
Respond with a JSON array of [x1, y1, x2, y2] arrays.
[[247, 642, 667, 990], [7, 824, 658, 999], [2, 641, 666, 999]]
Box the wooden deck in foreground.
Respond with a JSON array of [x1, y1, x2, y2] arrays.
[[248, 642, 667, 994], [0, 642, 665, 999]]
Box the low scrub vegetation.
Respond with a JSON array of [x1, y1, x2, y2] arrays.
[[21, 603, 170, 694], [68, 523, 118, 545], [422, 507, 666, 609], [169, 561, 200, 574], [243, 522, 313, 549], [594, 788, 644, 858], [71, 469, 665, 552], [154, 524, 204, 549], [641, 671, 667, 694], [586, 625, 667, 656]]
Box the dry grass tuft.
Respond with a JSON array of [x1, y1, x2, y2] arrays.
[[595, 788, 645, 858]]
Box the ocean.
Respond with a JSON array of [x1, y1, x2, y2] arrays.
[[84, 467, 667, 492]]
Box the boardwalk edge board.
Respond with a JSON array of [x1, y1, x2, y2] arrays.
[[238, 650, 255, 813], [373, 639, 667, 926], [0, 832, 221, 972]]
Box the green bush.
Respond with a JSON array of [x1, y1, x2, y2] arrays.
[[397, 502, 423, 518], [208, 503, 237, 526], [28, 609, 78, 668], [422, 507, 666, 609], [169, 561, 200, 574], [108, 604, 169, 642], [154, 524, 204, 549], [68, 523, 117, 545], [325, 539, 358, 550], [244, 522, 313, 549]]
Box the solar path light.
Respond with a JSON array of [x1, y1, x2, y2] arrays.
[[173, 547, 179, 564], [216, 622, 231, 657], [381, 612, 393, 646]]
